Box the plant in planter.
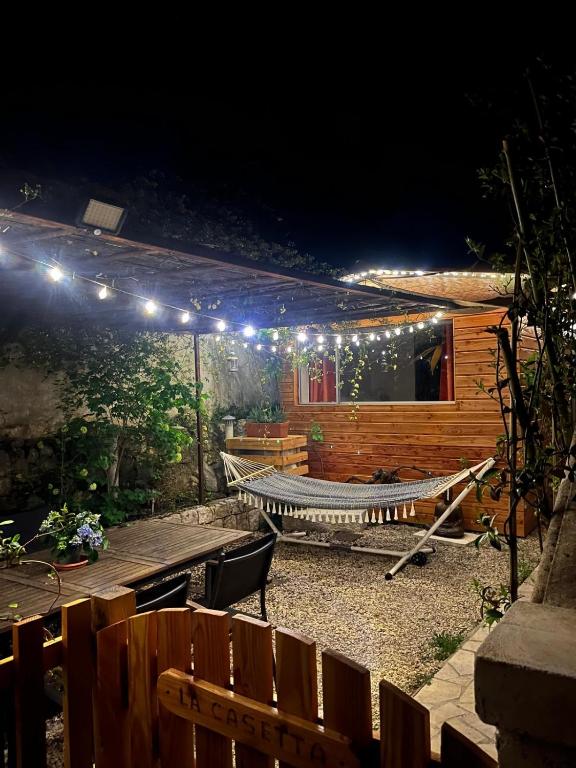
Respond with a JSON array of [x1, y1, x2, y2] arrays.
[[0, 520, 27, 567], [39, 504, 109, 569], [245, 404, 289, 438]]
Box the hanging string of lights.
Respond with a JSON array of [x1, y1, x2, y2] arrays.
[[0, 245, 447, 347]]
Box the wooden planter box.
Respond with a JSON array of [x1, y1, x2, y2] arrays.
[[245, 421, 289, 438]]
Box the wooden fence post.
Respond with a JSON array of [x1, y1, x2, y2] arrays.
[[276, 627, 318, 768], [379, 679, 430, 768], [91, 586, 136, 633], [62, 599, 93, 768], [232, 615, 274, 768], [322, 649, 374, 764], [13, 615, 46, 768], [92, 586, 136, 768], [191, 609, 232, 768]]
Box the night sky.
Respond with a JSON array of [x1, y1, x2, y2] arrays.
[[0, 43, 560, 272]]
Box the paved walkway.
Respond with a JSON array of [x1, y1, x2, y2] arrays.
[[415, 575, 535, 759]]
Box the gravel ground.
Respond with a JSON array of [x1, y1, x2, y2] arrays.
[[217, 524, 541, 721], [45, 523, 540, 763]]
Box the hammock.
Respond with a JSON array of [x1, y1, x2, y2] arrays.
[[221, 452, 494, 525]]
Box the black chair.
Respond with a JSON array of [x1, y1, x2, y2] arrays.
[[189, 533, 276, 621], [135, 572, 192, 613]]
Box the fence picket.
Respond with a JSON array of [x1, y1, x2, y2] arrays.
[[127, 612, 158, 768], [232, 615, 274, 768], [13, 615, 46, 768], [440, 722, 498, 768], [62, 599, 93, 768], [156, 608, 194, 767], [379, 679, 430, 768], [94, 621, 130, 768], [276, 627, 318, 768], [321, 650, 374, 764], [191, 609, 233, 768]]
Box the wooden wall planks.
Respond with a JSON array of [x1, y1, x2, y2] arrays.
[[280, 310, 535, 535]]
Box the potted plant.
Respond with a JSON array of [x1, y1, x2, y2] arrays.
[[245, 403, 289, 438], [39, 504, 109, 570]]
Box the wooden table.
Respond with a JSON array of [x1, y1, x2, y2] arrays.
[[0, 519, 249, 633]]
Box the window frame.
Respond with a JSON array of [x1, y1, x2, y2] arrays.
[[297, 318, 456, 406]]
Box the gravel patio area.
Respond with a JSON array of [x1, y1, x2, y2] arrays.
[[214, 523, 540, 721]]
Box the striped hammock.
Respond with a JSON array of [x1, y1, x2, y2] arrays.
[[221, 452, 492, 525]]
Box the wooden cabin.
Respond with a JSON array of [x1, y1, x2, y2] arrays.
[[280, 270, 536, 536]]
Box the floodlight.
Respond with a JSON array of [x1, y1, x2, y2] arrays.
[[79, 199, 127, 234]]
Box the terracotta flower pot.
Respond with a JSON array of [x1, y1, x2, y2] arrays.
[[245, 422, 289, 438], [52, 558, 89, 571]]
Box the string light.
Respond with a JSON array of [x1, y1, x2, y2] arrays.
[[256, 343, 262, 350], [48, 266, 63, 282], [4, 243, 452, 346], [243, 342, 248, 348]]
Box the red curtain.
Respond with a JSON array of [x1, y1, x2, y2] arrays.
[[439, 324, 454, 401], [309, 358, 337, 402]]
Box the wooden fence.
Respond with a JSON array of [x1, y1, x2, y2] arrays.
[[0, 589, 496, 767]]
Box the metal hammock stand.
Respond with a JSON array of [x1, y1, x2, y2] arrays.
[[221, 452, 496, 578]]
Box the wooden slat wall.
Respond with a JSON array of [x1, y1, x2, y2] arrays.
[[281, 310, 535, 536]]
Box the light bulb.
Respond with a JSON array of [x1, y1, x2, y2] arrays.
[[271, 345, 277, 352], [432, 317, 438, 324], [272, 330, 279, 341], [297, 332, 307, 342], [216, 320, 226, 332], [369, 333, 375, 341], [395, 327, 401, 336], [355, 340, 360, 347], [180, 311, 190, 323], [417, 322, 425, 329], [317, 334, 325, 344], [317, 345, 323, 352], [409, 326, 414, 333], [352, 334, 358, 342], [256, 344, 262, 350], [98, 285, 108, 300], [435, 311, 444, 318], [243, 325, 255, 337], [144, 300, 157, 315], [286, 346, 292, 353], [215, 335, 221, 341], [48, 266, 63, 282], [243, 342, 248, 348], [335, 335, 342, 344], [385, 330, 391, 339]]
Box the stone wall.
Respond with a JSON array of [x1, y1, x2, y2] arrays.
[[0, 332, 278, 514], [160, 496, 261, 532]]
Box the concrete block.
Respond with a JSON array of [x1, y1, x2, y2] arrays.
[[476, 601, 576, 748]]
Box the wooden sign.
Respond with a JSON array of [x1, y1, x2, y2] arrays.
[[158, 669, 360, 768]]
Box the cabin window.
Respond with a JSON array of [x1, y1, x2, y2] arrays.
[[298, 320, 454, 404]]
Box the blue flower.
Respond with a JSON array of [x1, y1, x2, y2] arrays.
[[77, 524, 94, 540]]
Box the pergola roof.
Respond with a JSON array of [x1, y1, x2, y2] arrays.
[[343, 268, 514, 307], [0, 210, 465, 333]]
